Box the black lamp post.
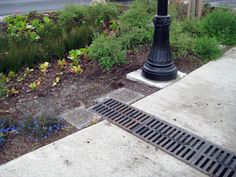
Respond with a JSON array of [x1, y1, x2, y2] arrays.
[[142, 0, 177, 81]]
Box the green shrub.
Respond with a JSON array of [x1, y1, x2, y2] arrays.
[[58, 4, 88, 29], [118, 27, 153, 49], [88, 35, 126, 70], [193, 36, 222, 61], [59, 3, 120, 31], [170, 21, 195, 57], [37, 21, 62, 40], [182, 20, 203, 37], [119, 0, 155, 30], [116, 0, 156, 50], [86, 3, 120, 25], [201, 9, 236, 45]]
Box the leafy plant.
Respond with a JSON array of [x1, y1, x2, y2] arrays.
[[39, 62, 49, 73], [7, 71, 16, 78], [7, 88, 19, 95], [88, 35, 126, 70], [43, 16, 51, 24], [28, 81, 38, 91], [25, 67, 34, 74], [52, 76, 60, 87], [68, 49, 82, 66], [68, 49, 83, 60], [0, 73, 7, 83], [57, 59, 68, 69], [79, 47, 89, 57], [71, 65, 83, 74], [4, 13, 59, 42], [17, 67, 34, 82]]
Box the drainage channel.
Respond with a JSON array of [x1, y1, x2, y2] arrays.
[[90, 98, 236, 177]]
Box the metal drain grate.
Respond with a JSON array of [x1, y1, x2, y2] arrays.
[[91, 98, 236, 177]]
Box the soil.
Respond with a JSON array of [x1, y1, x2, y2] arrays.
[[0, 45, 203, 165]]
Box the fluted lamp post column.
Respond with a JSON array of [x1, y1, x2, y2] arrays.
[[142, 0, 177, 81]]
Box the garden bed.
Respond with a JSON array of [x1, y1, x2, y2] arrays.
[[0, 44, 202, 165]]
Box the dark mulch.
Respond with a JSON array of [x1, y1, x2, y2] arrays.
[[0, 45, 203, 165]]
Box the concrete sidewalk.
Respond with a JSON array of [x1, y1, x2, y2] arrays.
[[0, 121, 205, 177], [133, 49, 236, 153], [0, 47, 236, 177]]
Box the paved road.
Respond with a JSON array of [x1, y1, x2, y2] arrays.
[[0, 0, 91, 16], [207, 0, 236, 8], [1, 0, 235, 17]]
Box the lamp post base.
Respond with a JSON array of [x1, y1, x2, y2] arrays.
[[142, 60, 177, 81]]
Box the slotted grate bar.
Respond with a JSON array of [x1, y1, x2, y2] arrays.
[[90, 98, 236, 177]]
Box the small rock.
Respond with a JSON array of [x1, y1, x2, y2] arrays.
[[64, 160, 71, 166], [90, 0, 106, 6]]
